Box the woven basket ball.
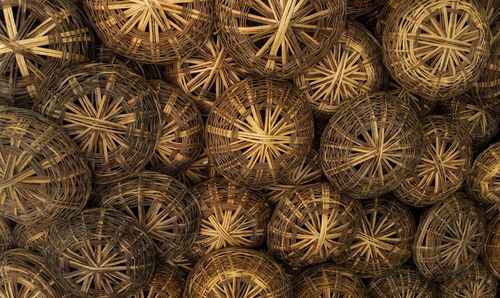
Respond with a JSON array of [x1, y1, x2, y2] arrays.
[[320, 92, 423, 199], [382, 0, 491, 100], [484, 214, 500, 279], [149, 80, 204, 176], [294, 264, 368, 298], [176, 149, 219, 187], [0, 0, 92, 107], [188, 178, 271, 259], [439, 261, 497, 298], [0, 217, 11, 254], [386, 81, 436, 117], [45, 208, 156, 298], [13, 224, 47, 253], [34, 63, 161, 185], [268, 182, 362, 267], [473, 40, 500, 116], [413, 193, 486, 282], [184, 247, 292, 298], [394, 115, 473, 207], [98, 171, 201, 260], [130, 263, 185, 298], [206, 78, 314, 189], [0, 107, 91, 225], [369, 266, 437, 297], [216, 0, 346, 78], [84, 0, 214, 64], [335, 198, 415, 278], [294, 21, 384, 117]]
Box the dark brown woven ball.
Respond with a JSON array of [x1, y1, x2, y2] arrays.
[[369, 266, 437, 297], [13, 224, 47, 253], [0, 107, 91, 225], [484, 214, 500, 279], [473, 40, 500, 116], [184, 248, 291, 297], [320, 92, 424, 199], [216, 0, 346, 78], [439, 261, 497, 298], [206, 78, 314, 189], [467, 142, 500, 205], [84, 0, 214, 64], [176, 149, 219, 187], [130, 263, 185, 298], [34, 63, 161, 185], [0, 217, 11, 254], [386, 81, 436, 117]]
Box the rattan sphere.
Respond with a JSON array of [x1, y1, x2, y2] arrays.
[[45, 208, 157, 298], [294, 264, 367, 297], [387, 81, 436, 117], [130, 264, 185, 298], [413, 193, 486, 282], [176, 149, 219, 187], [0, 0, 92, 107], [13, 224, 47, 253], [268, 182, 362, 267], [294, 21, 384, 117], [206, 78, 314, 189], [439, 261, 497, 298], [382, 0, 491, 100], [149, 81, 204, 176], [473, 40, 500, 116], [320, 92, 424, 199], [369, 266, 437, 297], [0, 217, 11, 254], [0, 107, 91, 225], [34, 63, 161, 185], [98, 171, 201, 260], [216, 0, 346, 78], [335, 197, 415, 278], [184, 247, 291, 297], [84, 0, 214, 64], [484, 214, 500, 279], [188, 178, 271, 259], [394, 115, 473, 207]]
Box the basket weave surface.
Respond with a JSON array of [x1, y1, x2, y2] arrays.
[[484, 214, 500, 279], [176, 149, 218, 187], [130, 263, 185, 298], [369, 266, 437, 298], [439, 261, 497, 298], [473, 40, 500, 116], [13, 224, 47, 253], [0, 217, 10, 254], [467, 142, 499, 205], [347, 0, 384, 17], [386, 81, 436, 117]]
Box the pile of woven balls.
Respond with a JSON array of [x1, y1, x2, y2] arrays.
[[0, 0, 498, 297]]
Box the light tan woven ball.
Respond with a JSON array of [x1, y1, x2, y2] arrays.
[[467, 142, 500, 205]]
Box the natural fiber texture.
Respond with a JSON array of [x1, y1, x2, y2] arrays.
[[268, 182, 362, 267], [335, 198, 415, 278], [84, 0, 214, 64], [439, 261, 497, 298], [165, 254, 193, 274], [13, 224, 47, 253], [484, 214, 500, 279], [0, 217, 10, 254], [413, 193, 486, 282], [149, 81, 204, 176], [394, 115, 473, 207], [294, 264, 367, 297], [206, 78, 314, 189], [320, 92, 423, 199], [0, 107, 91, 225], [188, 178, 271, 259], [382, 0, 491, 100], [176, 149, 219, 187], [369, 266, 437, 298], [184, 247, 291, 297], [473, 40, 500, 116], [98, 171, 201, 260], [45, 208, 157, 298], [130, 264, 185, 298], [0, 0, 92, 107], [347, 0, 384, 18], [294, 21, 384, 116], [386, 81, 436, 117], [216, 0, 346, 78], [34, 63, 161, 185]]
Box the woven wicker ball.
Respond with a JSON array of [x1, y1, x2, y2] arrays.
[[206, 78, 314, 189], [98, 171, 201, 260], [0, 217, 11, 254], [176, 149, 219, 187], [439, 261, 497, 298], [34, 63, 161, 185], [320, 92, 423, 199], [294, 21, 384, 117], [268, 182, 362, 267], [13, 224, 47, 253], [130, 264, 185, 298], [184, 247, 291, 297], [0, 107, 91, 225], [188, 178, 271, 259], [84, 0, 214, 64], [473, 40, 500, 116], [216, 0, 346, 78], [369, 266, 437, 297], [45, 208, 156, 298], [413, 193, 486, 282], [294, 264, 367, 297], [382, 0, 491, 100], [335, 197, 415, 278], [347, 0, 384, 18], [0, 0, 92, 107], [484, 214, 500, 279], [387, 81, 436, 117], [394, 115, 473, 207], [149, 81, 204, 176], [166, 254, 194, 274]]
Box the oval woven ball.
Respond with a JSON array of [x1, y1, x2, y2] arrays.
[[294, 264, 367, 297], [184, 248, 291, 297], [216, 0, 346, 78], [268, 182, 362, 267], [0, 217, 11, 254], [84, 0, 214, 64], [188, 178, 271, 259], [382, 0, 491, 100], [335, 197, 415, 278], [206, 78, 314, 189], [386, 81, 436, 117], [484, 214, 500, 279], [294, 21, 384, 117], [473, 40, 500, 116], [0, 0, 92, 107], [13, 224, 47, 253], [413, 193, 486, 282], [439, 261, 497, 298], [369, 266, 437, 297], [34, 63, 161, 185], [0, 107, 91, 225], [394, 115, 473, 207], [320, 92, 423, 199], [130, 264, 185, 298], [176, 149, 219, 187]]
